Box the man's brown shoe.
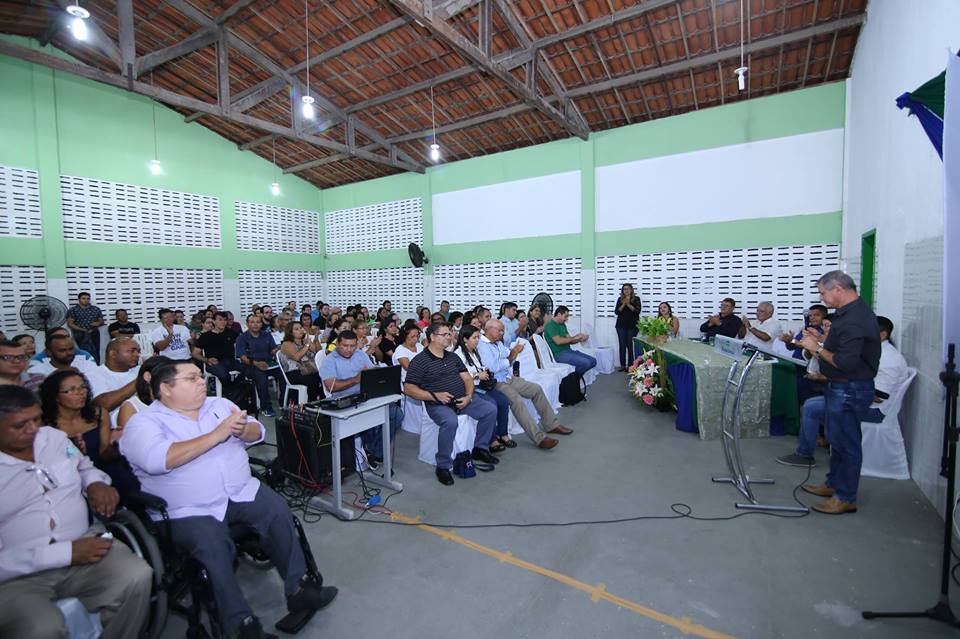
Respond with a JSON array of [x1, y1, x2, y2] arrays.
[[538, 437, 559, 449], [812, 497, 857, 515], [801, 483, 834, 497], [548, 425, 573, 435]]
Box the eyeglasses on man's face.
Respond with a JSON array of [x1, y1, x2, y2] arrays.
[[0, 354, 29, 362], [171, 374, 205, 384]]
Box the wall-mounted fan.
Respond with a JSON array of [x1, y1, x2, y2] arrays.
[[20, 295, 68, 333], [531, 292, 554, 318], [408, 242, 430, 267]]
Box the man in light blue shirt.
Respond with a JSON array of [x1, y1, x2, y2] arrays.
[[499, 302, 520, 344], [319, 330, 402, 468], [477, 319, 571, 449]]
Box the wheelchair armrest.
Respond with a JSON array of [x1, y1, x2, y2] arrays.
[[248, 455, 271, 468], [123, 490, 169, 513]]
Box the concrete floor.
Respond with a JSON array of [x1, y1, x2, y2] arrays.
[[158, 373, 956, 639]]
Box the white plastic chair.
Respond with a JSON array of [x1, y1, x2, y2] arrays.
[[861, 367, 917, 480], [401, 395, 425, 435], [417, 412, 478, 466], [132, 333, 155, 362], [532, 334, 576, 378], [275, 352, 309, 406], [578, 322, 615, 375], [514, 338, 561, 411]]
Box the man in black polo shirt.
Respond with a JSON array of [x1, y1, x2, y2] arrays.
[[403, 322, 498, 486], [797, 270, 880, 515], [108, 309, 140, 338], [192, 312, 239, 388], [700, 298, 743, 339]]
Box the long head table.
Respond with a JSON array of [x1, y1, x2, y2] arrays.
[[634, 337, 777, 440]]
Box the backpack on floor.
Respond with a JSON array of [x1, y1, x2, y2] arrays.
[[559, 372, 586, 406], [221, 378, 259, 417]]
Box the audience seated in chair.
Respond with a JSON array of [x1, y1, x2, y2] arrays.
[[478, 319, 571, 449], [0, 339, 38, 391], [151, 308, 193, 361], [393, 325, 423, 383], [279, 321, 322, 401], [119, 361, 337, 639], [235, 314, 284, 418], [30, 327, 96, 364], [319, 330, 401, 470], [27, 333, 100, 378], [498, 302, 521, 344], [402, 322, 498, 486], [39, 370, 141, 499], [0, 385, 152, 639], [455, 325, 512, 454], [117, 356, 171, 434], [89, 337, 141, 428], [543, 306, 597, 377], [699, 298, 743, 340], [657, 302, 681, 339], [194, 312, 241, 389]]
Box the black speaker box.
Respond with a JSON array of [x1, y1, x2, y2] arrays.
[[275, 406, 355, 488]]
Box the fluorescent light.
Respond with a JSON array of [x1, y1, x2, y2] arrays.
[[429, 143, 440, 162], [300, 95, 315, 120], [149, 159, 162, 175], [270, 182, 281, 196]]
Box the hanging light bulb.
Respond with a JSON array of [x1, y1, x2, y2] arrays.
[[300, 95, 315, 120], [428, 85, 441, 162], [66, 5, 90, 41], [270, 182, 281, 196], [149, 159, 162, 175], [735, 66, 748, 92], [270, 138, 281, 195]]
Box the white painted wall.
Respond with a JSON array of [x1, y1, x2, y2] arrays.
[[596, 129, 844, 231], [842, 0, 960, 514], [432, 171, 581, 244]]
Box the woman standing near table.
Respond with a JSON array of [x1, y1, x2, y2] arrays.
[[614, 283, 641, 371]]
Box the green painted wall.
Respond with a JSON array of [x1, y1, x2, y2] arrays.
[[0, 37, 322, 279], [1, 36, 845, 283]]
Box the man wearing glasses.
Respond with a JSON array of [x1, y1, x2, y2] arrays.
[[0, 340, 33, 388], [403, 323, 498, 486], [121, 361, 337, 639], [0, 385, 153, 639]]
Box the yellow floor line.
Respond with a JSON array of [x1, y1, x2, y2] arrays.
[[391, 512, 739, 639]]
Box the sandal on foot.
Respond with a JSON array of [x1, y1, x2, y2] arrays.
[[499, 437, 517, 449]]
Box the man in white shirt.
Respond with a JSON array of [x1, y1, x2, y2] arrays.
[[863, 316, 910, 422], [26, 333, 100, 379], [739, 302, 782, 352], [150, 308, 192, 360], [121, 361, 337, 638], [90, 337, 141, 428], [0, 385, 152, 639]]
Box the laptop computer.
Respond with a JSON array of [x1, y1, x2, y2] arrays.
[[359, 365, 402, 400]]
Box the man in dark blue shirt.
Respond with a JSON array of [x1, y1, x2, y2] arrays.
[[797, 271, 880, 515], [235, 314, 283, 417], [699, 298, 743, 339]]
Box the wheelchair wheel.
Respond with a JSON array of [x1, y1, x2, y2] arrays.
[[108, 510, 169, 639]]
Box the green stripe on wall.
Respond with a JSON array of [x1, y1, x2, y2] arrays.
[[594, 211, 842, 255], [431, 234, 582, 265], [0, 238, 45, 265], [62, 242, 324, 271], [593, 82, 846, 168]]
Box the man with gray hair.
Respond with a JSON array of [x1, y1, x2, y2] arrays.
[[795, 270, 880, 515], [739, 302, 781, 351], [479, 319, 572, 449]]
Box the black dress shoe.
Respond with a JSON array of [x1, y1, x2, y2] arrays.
[[471, 448, 500, 465], [287, 583, 338, 613], [436, 468, 455, 485]]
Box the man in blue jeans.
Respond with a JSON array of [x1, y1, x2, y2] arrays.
[[795, 271, 880, 515], [402, 322, 498, 486], [543, 306, 597, 376]]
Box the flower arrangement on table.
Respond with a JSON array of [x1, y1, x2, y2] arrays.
[[628, 348, 675, 411], [636, 315, 671, 345]]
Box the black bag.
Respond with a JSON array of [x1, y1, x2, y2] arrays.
[[221, 378, 259, 416], [559, 372, 586, 406], [452, 451, 476, 478]]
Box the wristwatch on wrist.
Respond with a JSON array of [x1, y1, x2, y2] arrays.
[[815, 343, 825, 357]]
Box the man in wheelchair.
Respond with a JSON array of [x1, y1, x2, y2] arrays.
[[120, 361, 337, 639], [0, 385, 153, 639]]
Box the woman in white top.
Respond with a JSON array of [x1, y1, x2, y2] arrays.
[[355, 322, 382, 363], [116, 355, 171, 432], [392, 324, 423, 383], [454, 325, 512, 452]]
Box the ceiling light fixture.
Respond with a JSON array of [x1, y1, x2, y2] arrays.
[[300, 0, 316, 120], [429, 85, 441, 162], [270, 138, 281, 196], [735, 0, 748, 92], [66, 3, 90, 41]]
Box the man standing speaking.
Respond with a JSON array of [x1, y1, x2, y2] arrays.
[[798, 271, 881, 515]]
